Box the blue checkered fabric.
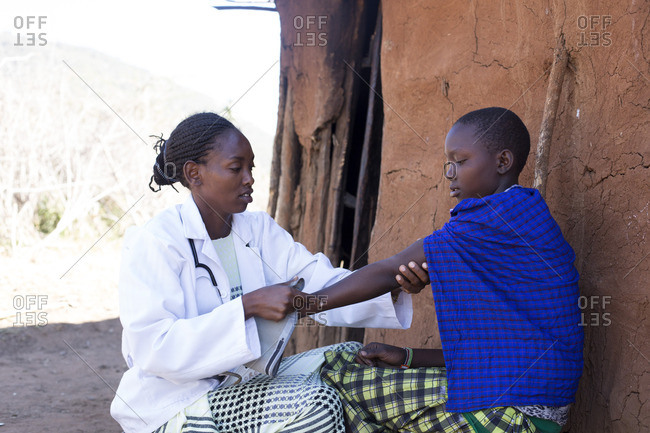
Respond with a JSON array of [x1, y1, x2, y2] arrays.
[[423, 186, 583, 412]]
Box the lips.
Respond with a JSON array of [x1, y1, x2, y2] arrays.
[[239, 189, 253, 203], [449, 185, 460, 198]]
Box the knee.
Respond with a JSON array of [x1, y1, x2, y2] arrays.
[[291, 384, 345, 430], [308, 384, 344, 413], [326, 341, 363, 353], [313, 383, 341, 400], [344, 341, 363, 352]]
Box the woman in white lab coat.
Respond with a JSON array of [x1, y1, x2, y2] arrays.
[[110, 113, 422, 433]]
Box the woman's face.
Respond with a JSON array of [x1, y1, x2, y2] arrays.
[[193, 129, 255, 217]]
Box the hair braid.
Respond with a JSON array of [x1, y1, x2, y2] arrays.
[[150, 113, 239, 192]]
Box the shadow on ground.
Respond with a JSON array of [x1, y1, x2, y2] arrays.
[[0, 318, 125, 433]]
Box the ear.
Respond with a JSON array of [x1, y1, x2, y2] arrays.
[[496, 149, 514, 175], [183, 160, 202, 187]]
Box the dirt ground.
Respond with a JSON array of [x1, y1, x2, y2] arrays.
[[0, 239, 125, 432]]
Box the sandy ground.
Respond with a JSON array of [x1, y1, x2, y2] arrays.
[[0, 239, 125, 433]]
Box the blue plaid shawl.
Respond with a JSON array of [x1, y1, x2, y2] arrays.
[[423, 186, 583, 412]]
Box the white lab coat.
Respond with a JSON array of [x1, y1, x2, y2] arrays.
[[111, 195, 412, 433]]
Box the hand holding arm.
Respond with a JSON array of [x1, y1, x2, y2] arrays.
[[395, 261, 430, 294], [297, 239, 427, 315]]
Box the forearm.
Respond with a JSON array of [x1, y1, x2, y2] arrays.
[[299, 239, 426, 315], [300, 259, 398, 314]]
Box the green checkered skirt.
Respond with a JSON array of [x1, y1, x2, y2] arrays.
[[320, 349, 539, 433]]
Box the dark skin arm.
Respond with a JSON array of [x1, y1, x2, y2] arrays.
[[241, 257, 429, 322], [297, 239, 427, 315], [295, 241, 438, 368], [355, 342, 445, 368]]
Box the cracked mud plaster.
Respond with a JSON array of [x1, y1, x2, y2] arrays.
[[275, 0, 648, 430], [368, 1, 649, 432]]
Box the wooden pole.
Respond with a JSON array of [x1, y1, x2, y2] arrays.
[[350, 10, 382, 268], [534, 33, 568, 198]]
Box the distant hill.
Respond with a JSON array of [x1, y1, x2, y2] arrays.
[[0, 38, 274, 250]]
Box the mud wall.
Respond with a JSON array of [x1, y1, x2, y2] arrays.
[[274, 1, 649, 432], [364, 1, 649, 432]]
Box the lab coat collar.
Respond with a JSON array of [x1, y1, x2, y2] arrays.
[[180, 194, 253, 246], [179, 194, 264, 298]]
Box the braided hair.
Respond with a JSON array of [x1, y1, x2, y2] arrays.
[[149, 112, 239, 192], [455, 107, 530, 175]]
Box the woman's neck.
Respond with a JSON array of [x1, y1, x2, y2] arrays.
[[193, 195, 232, 240], [206, 221, 231, 240]]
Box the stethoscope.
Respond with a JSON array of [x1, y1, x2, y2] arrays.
[[189, 238, 245, 383], [189, 238, 218, 287]]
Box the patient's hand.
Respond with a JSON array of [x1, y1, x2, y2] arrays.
[[395, 261, 429, 294], [355, 342, 405, 369]]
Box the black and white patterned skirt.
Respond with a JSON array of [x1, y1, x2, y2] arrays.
[[154, 342, 362, 433]]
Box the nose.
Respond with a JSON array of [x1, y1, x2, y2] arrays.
[[243, 167, 254, 186], [444, 162, 457, 180]]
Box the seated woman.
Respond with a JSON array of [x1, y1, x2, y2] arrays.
[[110, 112, 426, 433]]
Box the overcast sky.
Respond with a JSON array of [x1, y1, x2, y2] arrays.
[[1, 0, 281, 134]]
